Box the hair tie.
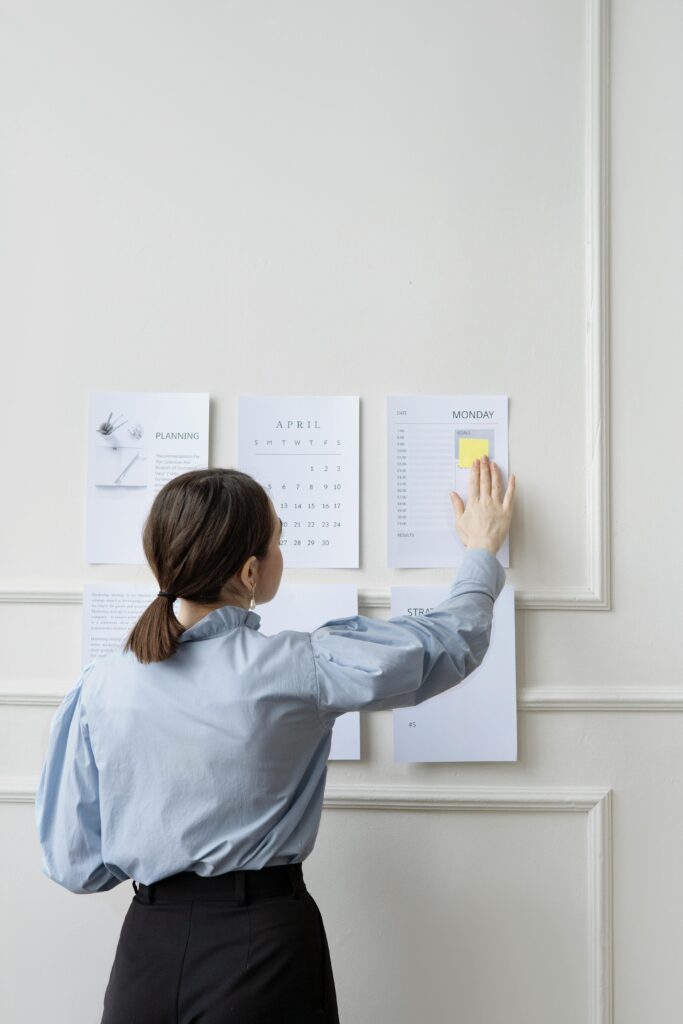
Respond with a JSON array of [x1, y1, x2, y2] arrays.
[[157, 590, 177, 600]]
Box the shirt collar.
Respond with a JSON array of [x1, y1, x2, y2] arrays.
[[178, 604, 261, 643]]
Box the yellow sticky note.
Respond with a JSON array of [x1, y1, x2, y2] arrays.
[[458, 438, 489, 469]]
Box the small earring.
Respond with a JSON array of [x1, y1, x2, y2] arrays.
[[249, 585, 256, 611]]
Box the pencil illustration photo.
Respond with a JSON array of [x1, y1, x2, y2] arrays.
[[96, 411, 128, 437], [94, 409, 148, 488]]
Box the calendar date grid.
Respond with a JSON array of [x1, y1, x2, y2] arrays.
[[250, 439, 349, 550]]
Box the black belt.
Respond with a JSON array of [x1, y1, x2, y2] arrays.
[[132, 863, 306, 906]]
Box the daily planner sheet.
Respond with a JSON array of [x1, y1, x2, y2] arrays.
[[257, 583, 361, 760], [238, 396, 359, 568], [391, 584, 517, 762], [86, 391, 210, 564], [387, 395, 510, 568], [82, 583, 360, 761]]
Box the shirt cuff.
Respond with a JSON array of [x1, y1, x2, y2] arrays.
[[449, 548, 506, 601]]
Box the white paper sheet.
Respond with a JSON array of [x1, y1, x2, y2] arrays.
[[82, 584, 157, 667], [238, 396, 359, 568], [392, 585, 517, 762], [257, 584, 361, 760], [387, 395, 510, 567], [86, 391, 210, 564]]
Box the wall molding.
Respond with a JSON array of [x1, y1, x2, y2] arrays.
[[5, 682, 683, 712], [5, 779, 612, 1024], [0, 584, 85, 605], [519, 686, 683, 711], [323, 783, 613, 1024], [0, 778, 36, 803], [0, 0, 611, 613], [579, 0, 611, 612]]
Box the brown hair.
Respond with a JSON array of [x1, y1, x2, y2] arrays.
[[124, 468, 274, 664]]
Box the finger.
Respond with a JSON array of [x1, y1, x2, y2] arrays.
[[491, 461, 503, 503], [502, 473, 516, 512], [479, 454, 491, 499], [450, 491, 465, 518], [468, 459, 480, 502]]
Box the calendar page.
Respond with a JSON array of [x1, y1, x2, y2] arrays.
[[238, 396, 359, 568]]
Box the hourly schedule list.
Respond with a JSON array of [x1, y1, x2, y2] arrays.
[[387, 395, 510, 568]]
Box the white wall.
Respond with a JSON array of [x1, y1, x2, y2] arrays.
[[1, 1, 682, 1021]]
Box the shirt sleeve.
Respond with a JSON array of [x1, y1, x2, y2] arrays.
[[309, 548, 506, 722], [34, 662, 123, 894]]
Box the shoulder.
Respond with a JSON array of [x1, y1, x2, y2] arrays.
[[253, 626, 314, 655], [251, 627, 318, 691], [78, 648, 137, 702]]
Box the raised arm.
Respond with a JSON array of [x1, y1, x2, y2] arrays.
[[309, 457, 515, 723]]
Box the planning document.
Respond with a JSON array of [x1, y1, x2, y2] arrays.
[[257, 583, 361, 760], [86, 391, 210, 564], [238, 396, 359, 568], [387, 395, 510, 568], [392, 584, 517, 762], [82, 583, 360, 761]]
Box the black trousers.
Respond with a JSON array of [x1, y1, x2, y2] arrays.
[[100, 862, 340, 1023]]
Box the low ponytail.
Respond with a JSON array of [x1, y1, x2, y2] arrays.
[[123, 468, 273, 665], [124, 594, 186, 665]]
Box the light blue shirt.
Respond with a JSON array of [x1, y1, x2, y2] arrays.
[[35, 549, 505, 893]]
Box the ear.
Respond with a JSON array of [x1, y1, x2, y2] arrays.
[[239, 555, 258, 589]]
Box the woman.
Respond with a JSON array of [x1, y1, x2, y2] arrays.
[[35, 454, 515, 1023]]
